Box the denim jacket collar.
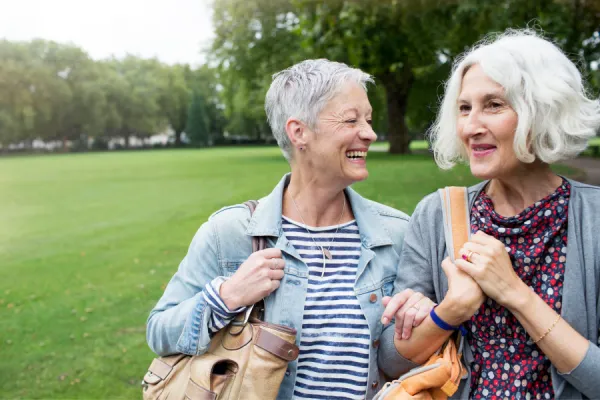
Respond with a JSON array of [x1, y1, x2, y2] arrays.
[[246, 173, 393, 249]]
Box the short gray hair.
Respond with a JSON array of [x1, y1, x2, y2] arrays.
[[429, 29, 600, 169], [265, 59, 374, 161]]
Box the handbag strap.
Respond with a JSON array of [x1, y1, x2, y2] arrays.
[[231, 200, 267, 326], [244, 200, 267, 252], [437, 186, 470, 354], [437, 187, 470, 262]]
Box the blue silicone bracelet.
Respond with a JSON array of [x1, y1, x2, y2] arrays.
[[430, 307, 468, 336]]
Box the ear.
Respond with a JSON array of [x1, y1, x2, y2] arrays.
[[285, 117, 308, 150]]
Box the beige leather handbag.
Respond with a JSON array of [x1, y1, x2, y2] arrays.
[[142, 201, 299, 400]]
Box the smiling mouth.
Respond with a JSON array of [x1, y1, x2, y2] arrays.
[[472, 145, 496, 151], [346, 151, 367, 160]]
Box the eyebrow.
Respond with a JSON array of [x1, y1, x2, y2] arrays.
[[342, 107, 373, 115], [458, 91, 505, 103]]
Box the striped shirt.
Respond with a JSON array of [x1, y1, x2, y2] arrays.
[[282, 217, 369, 400], [202, 276, 247, 333]]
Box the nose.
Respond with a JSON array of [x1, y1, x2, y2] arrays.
[[360, 123, 377, 143], [462, 109, 486, 138]]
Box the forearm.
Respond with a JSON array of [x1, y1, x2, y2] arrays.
[[393, 319, 453, 364], [393, 300, 463, 364], [509, 284, 589, 373]]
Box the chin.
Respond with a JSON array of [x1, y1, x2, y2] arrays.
[[345, 169, 369, 184], [469, 163, 500, 181]]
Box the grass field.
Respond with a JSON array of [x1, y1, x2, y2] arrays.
[[0, 146, 580, 399]]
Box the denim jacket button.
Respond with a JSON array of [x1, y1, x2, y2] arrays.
[[369, 293, 377, 303], [372, 339, 380, 348], [371, 380, 379, 389], [285, 370, 291, 376]]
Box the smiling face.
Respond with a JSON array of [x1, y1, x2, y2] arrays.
[[457, 64, 521, 180], [305, 82, 377, 186]]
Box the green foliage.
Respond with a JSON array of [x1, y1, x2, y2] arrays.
[[0, 40, 223, 149], [210, 0, 600, 153], [186, 90, 210, 145]]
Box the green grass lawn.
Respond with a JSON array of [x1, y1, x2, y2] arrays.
[[0, 146, 579, 398]]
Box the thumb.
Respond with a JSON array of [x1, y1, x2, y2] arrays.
[[441, 257, 456, 280]]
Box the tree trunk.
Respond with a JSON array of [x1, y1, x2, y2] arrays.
[[175, 130, 182, 147], [380, 66, 414, 154]]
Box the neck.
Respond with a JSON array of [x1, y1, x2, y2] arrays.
[[283, 169, 350, 227], [485, 162, 563, 217]]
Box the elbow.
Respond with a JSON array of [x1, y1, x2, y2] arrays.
[[146, 311, 172, 357]]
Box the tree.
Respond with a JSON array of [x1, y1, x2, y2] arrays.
[[186, 89, 211, 146], [159, 64, 192, 146]]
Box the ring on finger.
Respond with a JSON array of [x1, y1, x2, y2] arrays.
[[462, 250, 475, 263]]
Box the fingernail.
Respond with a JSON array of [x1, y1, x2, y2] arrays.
[[381, 317, 388, 325], [402, 332, 407, 340]]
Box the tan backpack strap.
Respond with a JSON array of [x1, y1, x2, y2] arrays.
[[437, 187, 470, 262]]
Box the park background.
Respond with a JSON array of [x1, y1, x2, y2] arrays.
[[1, 0, 599, 398]]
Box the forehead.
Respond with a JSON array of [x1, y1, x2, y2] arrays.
[[459, 64, 505, 98], [323, 83, 372, 113]]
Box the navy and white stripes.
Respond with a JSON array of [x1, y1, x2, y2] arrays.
[[283, 217, 369, 400], [202, 277, 246, 333]]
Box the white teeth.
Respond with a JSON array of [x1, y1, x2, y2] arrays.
[[346, 151, 367, 159]]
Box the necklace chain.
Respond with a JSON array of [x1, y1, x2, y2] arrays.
[[289, 193, 346, 277]]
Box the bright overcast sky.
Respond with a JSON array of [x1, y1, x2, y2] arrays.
[[0, 0, 214, 66]]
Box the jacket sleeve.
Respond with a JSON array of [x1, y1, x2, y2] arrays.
[[146, 219, 229, 356], [378, 195, 439, 378]]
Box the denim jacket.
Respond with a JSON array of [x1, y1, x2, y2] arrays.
[[147, 174, 410, 399]]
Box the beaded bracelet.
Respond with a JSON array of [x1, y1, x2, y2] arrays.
[[533, 315, 561, 344]]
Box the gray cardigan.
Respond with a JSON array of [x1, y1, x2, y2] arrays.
[[379, 178, 600, 399]]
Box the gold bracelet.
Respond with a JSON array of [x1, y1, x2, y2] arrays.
[[533, 314, 561, 344]]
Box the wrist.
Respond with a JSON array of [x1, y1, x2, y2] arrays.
[[504, 281, 534, 314], [435, 299, 470, 326], [219, 280, 241, 310]]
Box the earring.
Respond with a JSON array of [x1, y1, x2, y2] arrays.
[[299, 146, 304, 151]]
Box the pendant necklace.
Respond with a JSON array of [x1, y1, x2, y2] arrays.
[[289, 193, 346, 277]]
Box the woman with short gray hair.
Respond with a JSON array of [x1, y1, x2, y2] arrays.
[[380, 30, 600, 399], [147, 59, 432, 399]]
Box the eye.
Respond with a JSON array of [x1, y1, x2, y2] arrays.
[[489, 101, 503, 109], [459, 104, 471, 114], [366, 119, 373, 125], [345, 119, 357, 124]]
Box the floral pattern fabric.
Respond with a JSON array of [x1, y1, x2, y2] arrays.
[[468, 180, 571, 400]]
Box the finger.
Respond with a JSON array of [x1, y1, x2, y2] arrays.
[[440, 257, 456, 277], [401, 307, 418, 339], [268, 268, 285, 281], [394, 292, 424, 321], [269, 279, 281, 292], [382, 296, 391, 307], [380, 290, 413, 325], [470, 230, 495, 246], [413, 298, 435, 327], [455, 258, 480, 279], [413, 305, 431, 327], [458, 246, 480, 265], [394, 292, 424, 337], [462, 241, 488, 257], [270, 258, 285, 270], [259, 248, 282, 259]]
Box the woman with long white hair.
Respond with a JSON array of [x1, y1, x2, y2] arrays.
[[380, 30, 600, 399]]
